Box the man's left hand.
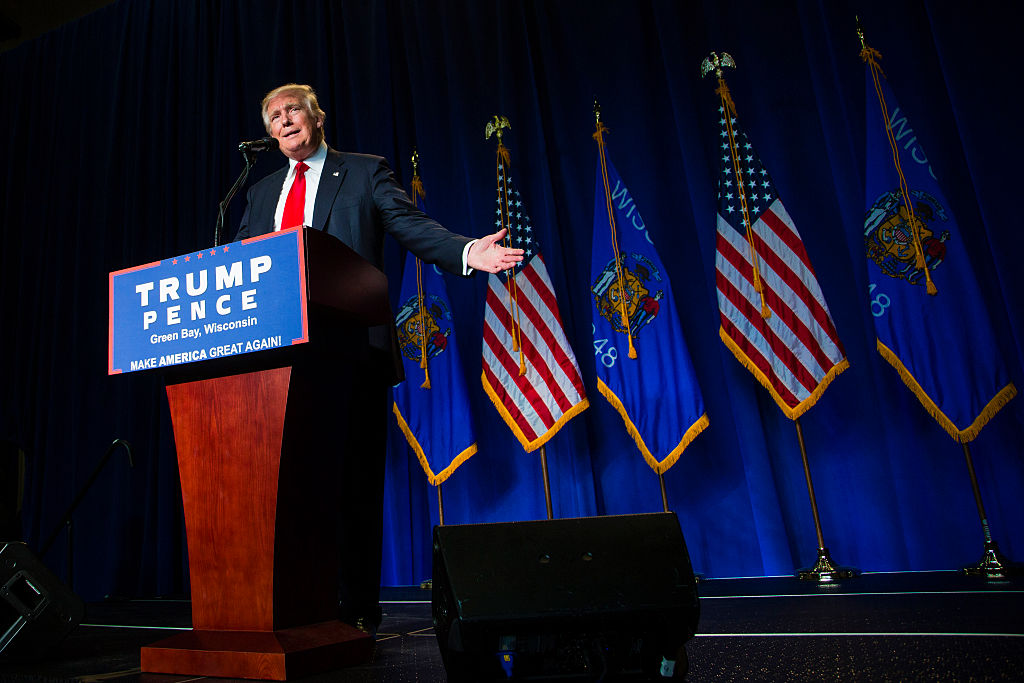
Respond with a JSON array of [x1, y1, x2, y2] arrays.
[[467, 228, 524, 273]]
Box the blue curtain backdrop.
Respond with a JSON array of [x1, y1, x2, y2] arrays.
[[1, 0, 1021, 601]]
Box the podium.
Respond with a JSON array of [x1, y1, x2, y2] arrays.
[[109, 228, 389, 680]]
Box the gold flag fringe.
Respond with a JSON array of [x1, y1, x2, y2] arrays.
[[876, 341, 1017, 443], [392, 402, 478, 485], [481, 371, 590, 453], [597, 379, 709, 475], [720, 327, 850, 421]]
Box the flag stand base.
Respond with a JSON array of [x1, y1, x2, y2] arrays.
[[962, 540, 1020, 579], [797, 547, 859, 583]]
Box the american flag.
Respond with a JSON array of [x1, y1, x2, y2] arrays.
[[715, 104, 848, 419], [481, 156, 588, 452]]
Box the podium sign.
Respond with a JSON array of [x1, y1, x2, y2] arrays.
[[113, 228, 385, 680], [108, 228, 309, 374]]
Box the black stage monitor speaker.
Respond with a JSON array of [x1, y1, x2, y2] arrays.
[[432, 513, 699, 681], [0, 542, 84, 661]]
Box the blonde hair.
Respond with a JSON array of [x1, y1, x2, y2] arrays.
[[261, 83, 326, 136]]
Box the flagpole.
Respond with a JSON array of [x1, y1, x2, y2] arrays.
[[436, 482, 445, 527], [960, 442, 1016, 577], [658, 473, 669, 513], [539, 445, 553, 520], [794, 418, 858, 582]]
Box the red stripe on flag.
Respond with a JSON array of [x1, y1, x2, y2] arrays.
[[482, 317, 553, 434], [761, 285, 837, 375], [481, 357, 541, 442], [725, 233, 839, 374], [485, 285, 576, 415], [759, 207, 815, 273], [754, 212, 845, 353], [716, 230, 837, 381], [482, 308, 555, 420], [521, 258, 564, 326], [508, 271, 585, 400], [716, 258, 820, 395], [720, 314, 802, 408]]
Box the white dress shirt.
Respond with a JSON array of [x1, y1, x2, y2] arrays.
[[273, 142, 328, 231]]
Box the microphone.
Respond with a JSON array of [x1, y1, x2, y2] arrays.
[[238, 136, 278, 153]]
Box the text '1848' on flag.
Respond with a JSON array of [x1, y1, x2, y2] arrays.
[[481, 148, 588, 452], [714, 98, 848, 419]]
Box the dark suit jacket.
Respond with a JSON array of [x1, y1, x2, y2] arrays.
[[235, 148, 473, 383]]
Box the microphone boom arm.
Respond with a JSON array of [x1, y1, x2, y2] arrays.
[[214, 151, 257, 247], [215, 137, 277, 247]]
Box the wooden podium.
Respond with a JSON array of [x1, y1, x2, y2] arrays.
[[123, 229, 390, 680]]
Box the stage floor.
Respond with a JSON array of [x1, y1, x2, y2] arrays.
[[1, 571, 1022, 681]]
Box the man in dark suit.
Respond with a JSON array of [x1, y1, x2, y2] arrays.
[[235, 83, 522, 633]]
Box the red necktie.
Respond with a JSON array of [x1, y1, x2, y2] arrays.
[[281, 161, 309, 230]]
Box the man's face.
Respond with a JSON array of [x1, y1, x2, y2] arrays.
[[266, 94, 322, 161]]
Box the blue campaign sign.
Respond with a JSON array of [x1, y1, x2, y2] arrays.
[[109, 228, 309, 374]]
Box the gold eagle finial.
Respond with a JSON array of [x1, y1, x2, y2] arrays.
[[485, 115, 511, 141], [700, 51, 736, 79]]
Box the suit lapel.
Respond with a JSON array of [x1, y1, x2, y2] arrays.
[[312, 149, 348, 232], [254, 167, 287, 235]]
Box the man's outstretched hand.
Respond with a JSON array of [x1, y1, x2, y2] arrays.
[[467, 228, 524, 273]]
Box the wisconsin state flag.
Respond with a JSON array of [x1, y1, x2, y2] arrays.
[[862, 48, 1016, 441], [392, 185, 477, 484], [591, 140, 708, 474]]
